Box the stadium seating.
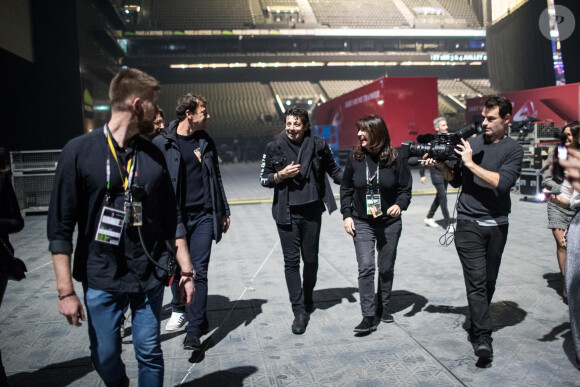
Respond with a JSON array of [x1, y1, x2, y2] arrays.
[[270, 81, 318, 99], [149, 0, 254, 29], [319, 80, 374, 99], [159, 82, 280, 146], [260, 0, 299, 9], [308, 0, 408, 28], [463, 78, 499, 96], [435, 0, 480, 27]]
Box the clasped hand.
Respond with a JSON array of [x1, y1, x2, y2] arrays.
[[278, 161, 301, 180]]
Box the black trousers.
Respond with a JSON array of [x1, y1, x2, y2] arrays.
[[454, 220, 509, 339], [277, 212, 321, 316], [427, 178, 450, 224]]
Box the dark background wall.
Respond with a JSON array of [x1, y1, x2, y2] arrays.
[[555, 0, 580, 84], [486, 0, 555, 92], [28, 0, 84, 150]]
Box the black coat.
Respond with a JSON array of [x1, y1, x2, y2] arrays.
[[260, 134, 343, 225], [0, 170, 24, 270], [153, 120, 230, 243]]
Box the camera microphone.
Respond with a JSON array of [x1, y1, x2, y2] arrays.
[[408, 157, 420, 166], [416, 134, 434, 143]]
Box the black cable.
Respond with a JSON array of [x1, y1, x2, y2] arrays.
[[137, 226, 176, 272]]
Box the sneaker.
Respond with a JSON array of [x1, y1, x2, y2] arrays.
[[424, 218, 439, 228], [120, 315, 127, 339], [353, 316, 378, 333], [474, 336, 493, 358], [166, 312, 186, 332], [183, 332, 201, 350], [380, 312, 394, 323]]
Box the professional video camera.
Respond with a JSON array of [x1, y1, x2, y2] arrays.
[[401, 122, 483, 165]]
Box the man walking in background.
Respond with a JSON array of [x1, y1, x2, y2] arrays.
[[420, 117, 452, 230], [154, 93, 231, 351]]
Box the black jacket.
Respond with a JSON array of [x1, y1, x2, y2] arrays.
[[153, 120, 230, 243], [340, 152, 412, 224], [0, 170, 24, 270], [47, 129, 182, 291], [260, 134, 343, 225]]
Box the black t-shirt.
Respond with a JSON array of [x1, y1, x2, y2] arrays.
[[177, 132, 205, 209]]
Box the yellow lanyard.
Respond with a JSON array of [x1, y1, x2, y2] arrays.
[[106, 131, 133, 191]]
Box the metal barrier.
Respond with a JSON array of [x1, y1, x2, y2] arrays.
[[10, 150, 61, 213]]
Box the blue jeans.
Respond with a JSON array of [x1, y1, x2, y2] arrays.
[[353, 217, 402, 317], [171, 210, 213, 335], [83, 283, 165, 387]]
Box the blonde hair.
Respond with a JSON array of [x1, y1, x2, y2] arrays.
[[109, 68, 160, 112]]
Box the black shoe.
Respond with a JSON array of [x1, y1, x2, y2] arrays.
[[353, 316, 378, 333], [183, 333, 201, 350], [292, 314, 308, 334], [474, 336, 493, 358], [380, 312, 394, 323]]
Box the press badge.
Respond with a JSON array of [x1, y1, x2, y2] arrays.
[[366, 192, 383, 218], [194, 148, 202, 163], [95, 206, 125, 246], [131, 202, 143, 226]]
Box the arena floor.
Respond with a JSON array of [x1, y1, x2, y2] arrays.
[[1, 162, 578, 386]]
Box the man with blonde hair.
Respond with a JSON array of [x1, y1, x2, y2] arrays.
[[48, 68, 194, 386]]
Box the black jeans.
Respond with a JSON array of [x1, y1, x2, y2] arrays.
[[427, 178, 450, 224], [454, 220, 508, 339], [353, 217, 402, 317], [277, 212, 321, 316]]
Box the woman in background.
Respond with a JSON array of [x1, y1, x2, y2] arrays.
[[340, 115, 412, 333], [543, 121, 580, 302]]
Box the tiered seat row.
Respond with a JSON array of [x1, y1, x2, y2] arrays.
[[270, 81, 318, 99], [463, 78, 498, 96], [319, 80, 374, 99], [435, 0, 480, 27], [148, 0, 254, 29], [308, 0, 408, 28], [159, 82, 280, 143]]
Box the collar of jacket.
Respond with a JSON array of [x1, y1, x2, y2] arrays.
[[161, 119, 209, 154]]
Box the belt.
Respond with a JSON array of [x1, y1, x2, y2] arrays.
[[184, 204, 205, 213]]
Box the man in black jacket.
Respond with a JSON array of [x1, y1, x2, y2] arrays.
[[153, 94, 230, 350], [48, 68, 194, 386], [423, 96, 523, 360], [260, 106, 343, 334]]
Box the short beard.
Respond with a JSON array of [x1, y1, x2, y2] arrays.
[[137, 115, 156, 139]]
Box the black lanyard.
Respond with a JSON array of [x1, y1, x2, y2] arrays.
[[365, 160, 379, 191]]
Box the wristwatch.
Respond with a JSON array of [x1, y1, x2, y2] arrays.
[[180, 270, 196, 279]]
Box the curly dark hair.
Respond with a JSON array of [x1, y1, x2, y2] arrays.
[[176, 93, 207, 121], [352, 114, 397, 168]]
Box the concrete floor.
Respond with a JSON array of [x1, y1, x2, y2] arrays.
[[1, 162, 578, 386]]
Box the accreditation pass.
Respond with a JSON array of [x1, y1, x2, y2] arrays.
[[95, 206, 125, 246]]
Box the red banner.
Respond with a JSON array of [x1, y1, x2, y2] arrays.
[[315, 77, 438, 149], [466, 83, 580, 124]]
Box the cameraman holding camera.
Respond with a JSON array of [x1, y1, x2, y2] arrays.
[[423, 96, 523, 359]]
